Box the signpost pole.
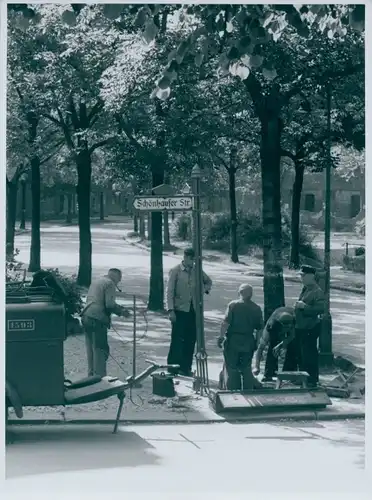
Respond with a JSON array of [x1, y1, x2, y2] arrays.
[[319, 83, 334, 368], [191, 165, 209, 396]]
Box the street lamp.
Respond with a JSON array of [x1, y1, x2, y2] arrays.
[[319, 83, 334, 368], [19, 172, 28, 230], [191, 164, 209, 394]]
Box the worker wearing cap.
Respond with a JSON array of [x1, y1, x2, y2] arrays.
[[81, 268, 130, 377], [166, 247, 212, 377], [218, 284, 264, 391], [293, 265, 325, 388], [253, 307, 296, 379]]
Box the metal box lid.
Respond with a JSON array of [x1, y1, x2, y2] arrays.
[[6, 285, 66, 341]]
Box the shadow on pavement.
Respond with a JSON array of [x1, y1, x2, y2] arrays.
[[6, 425, 159, 479]]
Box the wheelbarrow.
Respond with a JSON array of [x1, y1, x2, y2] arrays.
[[6, 360, 180, 440]]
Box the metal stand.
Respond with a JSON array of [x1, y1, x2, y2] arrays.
[[131, 295, 142, 388], [194, 351, 210, 396], [113, 392, 125, 434], [191, 165, 209, 395]]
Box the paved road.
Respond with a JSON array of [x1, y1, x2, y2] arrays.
[[14, 222, 365, 370], [5, 420, 366, 496]]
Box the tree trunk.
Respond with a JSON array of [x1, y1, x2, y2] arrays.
[[72, 193, 76, 216], [99, 191, 104, 220], [6, 181, 18, 260], [28, 156, 41, 272], [148, 169, 164, 311], [260, 115, 285, 321], [139, 215, 145, 238], [147, 213, 152, 240], [19, 180, 26, 230], [59, 194, 64, 214], [163, 210, 170, 248], [289, 161, 305, 269], [133, 214, 138, 233], [66, 193, 73, 223], [76, 150, 92, 287], [228, 168, 239, 263]]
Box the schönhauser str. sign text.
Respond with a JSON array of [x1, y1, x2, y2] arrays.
[[133, 196, 193, 211]]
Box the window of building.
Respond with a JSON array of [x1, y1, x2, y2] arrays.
[[304, 193, 315, 212]]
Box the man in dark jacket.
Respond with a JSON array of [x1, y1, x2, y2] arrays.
[[253, 307, 296, 379], [218, 284, 264, 391], [293, 265, 325, 388]]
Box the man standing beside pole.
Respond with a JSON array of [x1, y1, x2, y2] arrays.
[[166, 248, 212, 377]]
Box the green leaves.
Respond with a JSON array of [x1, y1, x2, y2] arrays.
[[247, 54, 264, 69], [194, 52, 204, 67], [157, 76, 171, 90], [176, 39, 190, 63], [155, 88, 171, 101], [134, 7, 149, 28], [102, 4, 124, 21], [143, 19, 159, 44], [62, 10, 77, 27], [229, 63, 250, 81], [262, 67, 277, 81]]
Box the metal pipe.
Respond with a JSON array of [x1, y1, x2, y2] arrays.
[[191, 165, 209, 393], [319, 83, 334, 367], [132, 295, 137, 380]]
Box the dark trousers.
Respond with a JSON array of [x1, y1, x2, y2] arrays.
[[265, 338, 299, 378], [297, 324, 321, 385], [167, 306, 196, 374], [222, 336, 261, 391], [81, 316, 110, 377], [264, 340, 280, 378], [280, 324, 320, 385]]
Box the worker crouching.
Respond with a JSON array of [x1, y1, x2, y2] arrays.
[[218, 284, 264, 391], [253, 307, 296, 379]]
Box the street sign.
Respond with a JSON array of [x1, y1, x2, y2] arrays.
[[133, 195, 193, 212]]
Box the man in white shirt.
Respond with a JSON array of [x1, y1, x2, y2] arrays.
[[166, 248, 212, 376]]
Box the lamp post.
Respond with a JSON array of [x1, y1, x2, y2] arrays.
[[319, 82, 334, 368], [191, 164, 209, 394], [19, 172, 27, 230]]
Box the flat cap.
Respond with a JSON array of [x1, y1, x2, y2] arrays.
[[300, 265, 317, 275], [239, 283, 253, 293], [277, 311, 294, 324], [184, 247, 195, 257]]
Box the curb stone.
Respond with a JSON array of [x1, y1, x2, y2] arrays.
[[248, 272, 365, 295], [7, 410, 365, 427]]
